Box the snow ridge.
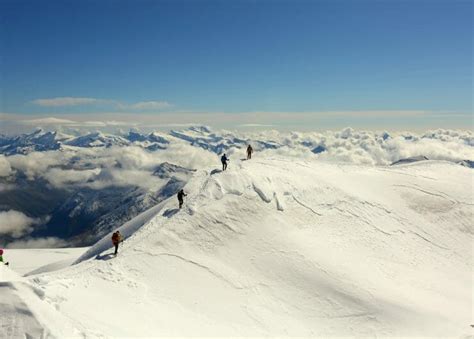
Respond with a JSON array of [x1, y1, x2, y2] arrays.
[[17, 157, 472, 337]]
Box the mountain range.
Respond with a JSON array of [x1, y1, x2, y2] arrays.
[[0, 127, 472, 248]]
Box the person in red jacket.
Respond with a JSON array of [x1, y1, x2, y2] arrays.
[[111, 231, 123, 256], [0, 249, 9, 266]]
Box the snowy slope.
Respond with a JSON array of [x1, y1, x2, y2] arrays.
[[22, 158, 472, 337], [6, 247, 88, 276], [0, 266, 83, 338], [0, 249, 90, 337]]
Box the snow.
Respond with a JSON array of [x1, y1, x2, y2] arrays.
[[2, 157, 473, 337], [0, 266, 83, 337], [5, 247, 88, 276], [0, 272, 47, 338]]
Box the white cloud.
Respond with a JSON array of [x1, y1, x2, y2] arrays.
[[21, 117, 78, 125], [0, 210, 42, 238], [238, 124, 276, 128], [22, 116, 138, 128], [3, 139, 217, 190], [32, 97, 105, 107], [0, 155, 12, 177], [4, 109, 471, 135], [31, 97, 172, 111], [102, 120, 136, 126], [6, 237, 67, 249], [7, 151, 66, 179], [118, 101, 172, 111], [75, 143, 216, 189], [42, 168, 100, 188]]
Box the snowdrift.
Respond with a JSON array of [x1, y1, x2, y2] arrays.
[[23, 158, 473, 336], [0, 265, 80, 338]]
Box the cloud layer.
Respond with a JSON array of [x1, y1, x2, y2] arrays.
[[3, 110, 472, 135], [32, 97, 105, 107], [222, 127, 474, 166], [6, 237, 67, 249], [1, 127, 472, 187], [0, 210, 44, 238], [31, 97, 172, 111], [117, 101, 172, 110], [5, 140, 217, 190], [0, 155, 12, 177]]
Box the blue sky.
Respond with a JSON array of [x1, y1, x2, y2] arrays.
[[1, 0, 472, 130]]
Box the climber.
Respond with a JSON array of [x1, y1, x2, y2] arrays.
[[0, 249, 9, 266], [177, 189, 187, 209], [246, 144, 253, 160], [111, 231, 123, 256], [221, 153, 229, 171]]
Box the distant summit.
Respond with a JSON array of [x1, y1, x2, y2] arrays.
[[0, 129, 61, 155]]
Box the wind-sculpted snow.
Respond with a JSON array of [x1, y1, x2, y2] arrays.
[[22, 158, 472, 337], [0, 265, 83, 337]]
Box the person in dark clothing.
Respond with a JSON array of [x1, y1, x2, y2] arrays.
[[246, 144, 253, 160], [221, 154, 228, 171], [177, 189, 187, 209], [111, 231, 123, 255]]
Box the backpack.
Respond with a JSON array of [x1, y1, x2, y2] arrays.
[[112, 232, 120, 243]]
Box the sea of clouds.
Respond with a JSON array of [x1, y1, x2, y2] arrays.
[[1, 127, 472, 188], [220, 127, 474, 165], [0, 127, 472, 247], [0, 139, 218, 245]]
